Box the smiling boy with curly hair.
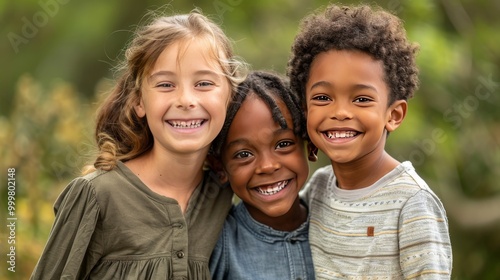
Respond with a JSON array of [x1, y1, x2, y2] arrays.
[[288, 4, 452, 279]]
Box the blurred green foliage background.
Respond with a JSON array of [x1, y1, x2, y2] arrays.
[[1, 0, 499, 279]]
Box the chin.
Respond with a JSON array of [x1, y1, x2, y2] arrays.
[[263, 206, 292, 218]]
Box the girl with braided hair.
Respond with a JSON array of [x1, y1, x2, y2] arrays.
[[209, 71, 315, 280]]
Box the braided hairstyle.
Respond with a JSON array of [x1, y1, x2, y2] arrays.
[[287, 4, 419, 107], [211, 71, 306, 157]]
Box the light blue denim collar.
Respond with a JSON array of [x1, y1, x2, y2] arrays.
[[233, 201, 309, 244]]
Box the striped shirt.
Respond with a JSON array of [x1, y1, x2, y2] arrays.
[[301, 161, 452, 279]]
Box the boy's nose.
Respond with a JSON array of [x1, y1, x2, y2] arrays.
[[330, 102, 352, 120]]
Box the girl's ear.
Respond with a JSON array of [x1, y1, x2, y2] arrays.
[[386, 100, 407, 132], [134, 95, 146, 118]]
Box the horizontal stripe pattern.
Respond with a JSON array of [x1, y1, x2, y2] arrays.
[[301, 162, 452, 279]]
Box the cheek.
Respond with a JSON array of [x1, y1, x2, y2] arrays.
[[218, 82, 232, 107], [224, 162, 244, 181], [207, 94, 231, 113], [306, 108, 322, 122], [294, 154, 309, 183], [227, 172, 249, 193], [306, 116, 319, 135]]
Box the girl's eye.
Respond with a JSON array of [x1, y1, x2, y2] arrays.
[[196, 81, 215, 88], [234, 151, 252, 159], [156, 82, 174, 89], [311, 95, 331, 101]]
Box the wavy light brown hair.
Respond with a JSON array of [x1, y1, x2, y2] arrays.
[[287, 4, 419, 107], [88, 10, 246, 173]]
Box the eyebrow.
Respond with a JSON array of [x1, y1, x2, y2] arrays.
[[148, 69, 221, 81], [224, 128, 294, 150], [224, 139, 249, 151], [149, 70, 175, 80], [309, 80, 331, 91], [309, 81, 378, 92]]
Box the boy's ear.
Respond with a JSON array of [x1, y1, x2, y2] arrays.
[[134, 94, 146, 118], [307, 141, 318, 162], [385, 100, 407, 132]]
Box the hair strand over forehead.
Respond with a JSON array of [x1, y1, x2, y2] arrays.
[[88, 9, 247, 173]]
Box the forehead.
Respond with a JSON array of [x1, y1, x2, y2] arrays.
[[164, 38, 220, 64], [311, 50, 385, 75], [144, 36, 228, 81], [230, 93, 293, 134], [307, 50, 387, 92]]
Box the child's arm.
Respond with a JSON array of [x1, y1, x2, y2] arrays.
[[31, 177, 100, 279], [399, 190, 452, 279]]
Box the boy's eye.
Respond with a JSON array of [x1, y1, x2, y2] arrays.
[[353, 97, 372, 103]]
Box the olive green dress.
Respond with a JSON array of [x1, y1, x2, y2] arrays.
[[31, 161, 233, 280]]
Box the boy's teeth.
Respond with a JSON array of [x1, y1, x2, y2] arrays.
[[170, 120, 203, 128], [326, 131, 357, 139], [256, 180, 289, 196]]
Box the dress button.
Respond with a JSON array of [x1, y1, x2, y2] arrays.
[[176, 251, 185, 258], [173, 223, 183, 229]]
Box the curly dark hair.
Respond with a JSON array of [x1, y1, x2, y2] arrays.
[[211, 71, 306, 157], [287, 4, 419, 106]]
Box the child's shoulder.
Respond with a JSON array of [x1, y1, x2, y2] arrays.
[[80, 167, 108, 182], [383, 161, 443, 202], [307, 165, 334, 186], [390, 161, 430, 190], [64, 166, 122, 197], [311, 165, 334, 178]]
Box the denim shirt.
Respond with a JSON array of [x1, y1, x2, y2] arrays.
[[209, 202, 315, 280]]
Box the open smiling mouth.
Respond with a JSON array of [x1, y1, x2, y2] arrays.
[[324, 130, 360, 139], [167, 119, 205, 129], [255, 180, 290, 196]]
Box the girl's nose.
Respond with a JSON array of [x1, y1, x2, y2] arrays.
[[176, 88, 196, 110], [255, 152, 281, 174]]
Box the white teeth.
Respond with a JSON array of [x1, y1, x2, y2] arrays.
[[170, 120, 203, 128], [327, 131, 357, 139], [256, 180, 289, 196]]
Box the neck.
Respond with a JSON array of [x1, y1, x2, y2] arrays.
[[126, 146, 208, 212], [246, 197, 307, 232], [332, 151, 400, 190]]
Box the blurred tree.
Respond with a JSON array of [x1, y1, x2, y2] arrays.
[[1, 0, 499, 279]]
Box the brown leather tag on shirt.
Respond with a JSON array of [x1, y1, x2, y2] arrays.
[[367, 226, 375, 236]]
